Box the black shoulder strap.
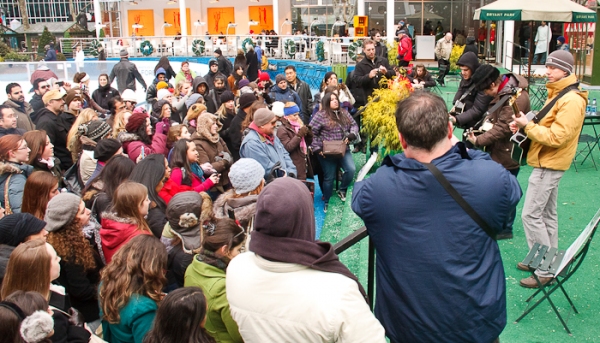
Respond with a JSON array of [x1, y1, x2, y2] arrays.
[[533, 83, 579, 123], [472, 93, 513, 128], [457, 82, 478, 103], [423, 162, 497, 240]]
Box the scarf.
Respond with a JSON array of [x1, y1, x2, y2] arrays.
[[190, 162, 205, 181], [249, 122, 274, 144], [196, 248, 229, 271], [288, 119, 307, 154], [249, 178, 368, 303], [39, 158, 54, 169], [184, 70, 192, 83]]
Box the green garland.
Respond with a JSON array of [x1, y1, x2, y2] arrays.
[[316, 41, 325, 62], [89, 39, 102, 57], [241, 38, 254, 54], [284, 39, 296, 58], [192, 39, 205, 56], [140, 40, 154, 56], [348, 40, 363, 61]]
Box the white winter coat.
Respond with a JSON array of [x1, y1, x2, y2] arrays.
[[226, 252, 386, 343]]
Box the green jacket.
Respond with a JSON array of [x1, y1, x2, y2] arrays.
[[184, 256, 243, 343], [101, 294, 157, 343]]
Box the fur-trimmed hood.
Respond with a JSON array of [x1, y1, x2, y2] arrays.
[[0, 161, 33, 178], [192, 113, 221, 144], [213, 189, 258, 225], [116, 131, 139, 144], [100, 211, 152, 263]]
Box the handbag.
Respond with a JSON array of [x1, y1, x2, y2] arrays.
[[323, 140, 347, 159], [4, 174, 13, 215], [63, 161, 84, 196]]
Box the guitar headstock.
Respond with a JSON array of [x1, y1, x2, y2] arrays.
[[509, 88, 522, 116]]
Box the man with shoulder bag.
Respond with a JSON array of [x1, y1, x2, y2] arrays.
[[510, 50, 587, 288]]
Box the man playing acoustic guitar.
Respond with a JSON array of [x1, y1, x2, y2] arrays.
[[467, 64, 531, 240], [509, 50, 587, 288]]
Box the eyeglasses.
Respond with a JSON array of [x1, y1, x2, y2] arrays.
[[40, 85, 50, 89], [117, 105, 126, 110], [17, 145, 29, 150]]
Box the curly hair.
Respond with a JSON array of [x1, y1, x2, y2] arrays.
[[99, 235, 167, 323], [46, 215, 97, 272]]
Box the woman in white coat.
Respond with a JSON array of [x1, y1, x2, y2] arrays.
[[226, 178, 386, 343]]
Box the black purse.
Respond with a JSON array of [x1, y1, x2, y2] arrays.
[[63, 161, 84, 196]]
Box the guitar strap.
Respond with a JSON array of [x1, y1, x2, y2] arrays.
[[471, 93, 513, 129], [455, 82, 477, 105], [532, 83, 580, 123]]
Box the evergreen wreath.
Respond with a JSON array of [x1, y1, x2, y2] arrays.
[[140, 40, 154, 56], [316, 41, 325, 62], [192, 39, 205, 56], [241, 38, 254, 54], [348, 40, 363, 61], [284, 39, 296, 58], [89, 39, 102, 57]]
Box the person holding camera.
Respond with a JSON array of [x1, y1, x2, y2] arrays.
[[310, 92, 358, 213], [276, 102, 313, 181]]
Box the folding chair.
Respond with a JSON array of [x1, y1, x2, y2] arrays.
[[572, 133, 598, 171], [515, 207, 600, 335]]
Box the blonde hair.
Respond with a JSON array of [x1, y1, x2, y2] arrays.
[[173, 80, 191, 98], [67, 109, 99, 161], [112, 110, 132, 138]]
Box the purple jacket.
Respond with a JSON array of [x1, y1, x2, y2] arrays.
[[309, 109, 358, 152]]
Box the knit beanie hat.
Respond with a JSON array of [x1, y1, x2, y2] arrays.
[[156, 81, 169, 90], [546, 50, 574, 74], [157, 88, 171, 101], [271, 102, 285, 117], [44, 193, 81, 232], [275, 74, 286, 84], [126, 112, 149, 133], [238, 79, 250, 89], [220, 90, 235, 104], [214, 48, 222, 55], [253, 108, 275, 126], [557, 36, 566, 44], [80, 120, 111, 142], [64, 89, 82, 106], [259, 71, 270, 82], [0, 213, 47, 247], [166, 191, 203, 253], [229, 158, 265, 194], [209, 59, 218, 67], [94, 138, 122, 162], [185, 93, 203, 108], [121, 89, 137, 102], [471, 64, 500, 92], [20, 310, 55, 343], [239, 93, 257, 109], [284, 104, 300, 116]]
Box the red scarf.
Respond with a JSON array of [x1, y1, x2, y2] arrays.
[[249, 122, 274, 144]]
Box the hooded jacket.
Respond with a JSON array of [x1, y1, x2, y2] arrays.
[[240, 129, 297, 179], [276, 119, 313, 180], [0, 161, 33, 213], [352, 144, 522, 343], [474, 73, 530, 170], [213, 189, 258, 229], [0, 127, 26, 138], [3, 99, 35, 131], [119, 131, 168, 163], [192, 76, 210, 97], [30, 93, 45, 113], [453, 52, 494, 128], [269, 84, 303, 110], [146, 68, 174, 107], [100, 212, 153, 264], [109, 57, 148, 93], [91, 84, 120, 112], [205, 86, 228, 114], [463, 36, 478, 56], [524, 73, 588, 170], [191, 126, 231, 191]]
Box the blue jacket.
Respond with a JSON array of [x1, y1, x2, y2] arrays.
[[101, 294, 157, 343], [352, 144, 521, 343], [0, 162, 33, 213], [269, 84, 302, 111], [240, 129, 297, 179]]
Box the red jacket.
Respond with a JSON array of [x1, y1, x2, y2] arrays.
[[123, 132, 168, 163], [158, 178, 194, 204], [100, 212, 152, 263], [398, 36, 413, 62]]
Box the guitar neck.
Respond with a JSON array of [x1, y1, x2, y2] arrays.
[[511, 100, 520, 117]]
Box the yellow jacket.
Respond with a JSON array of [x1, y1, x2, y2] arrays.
[[524, 73, 587, 171]]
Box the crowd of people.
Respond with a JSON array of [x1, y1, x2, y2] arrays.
[[0, 25, 589, 342]]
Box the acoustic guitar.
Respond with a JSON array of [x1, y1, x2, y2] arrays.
[[509, 89, 533, 166]]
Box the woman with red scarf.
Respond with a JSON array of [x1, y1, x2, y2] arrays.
[[175, 61, 198, 84]]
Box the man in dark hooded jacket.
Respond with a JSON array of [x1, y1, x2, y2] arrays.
[[450, 52, 493, 133], [205, 74, 229, 113], [214, 48, 233, 77], [146, 67, 173, 107], [204, 59, 221, 91]]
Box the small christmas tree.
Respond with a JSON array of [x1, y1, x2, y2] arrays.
[[62, 31, 73, 55], [37, 26, 56, 56], [99, 28, 106, 38]]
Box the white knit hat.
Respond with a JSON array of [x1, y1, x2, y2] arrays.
[[229, 158, 265, 194], [121, 89, 137, 102], [271, 101, 285, 117], [157, 88, 171, 101]]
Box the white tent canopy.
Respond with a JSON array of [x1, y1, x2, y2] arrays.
[[474, 0, 596, 23]]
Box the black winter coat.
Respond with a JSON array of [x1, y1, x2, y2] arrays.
[[227, 108, 247, 161], [147, 206, 167, 238], [109, 57, 148, 93], [452, 52, 493, 128], [36, 109, 74, 170], [246, 50, 259, 82], [92, 85, 120, 112], [352, 55, 395, 107], [30, 93, 45, 113], [166, 243, 193, 289], [289, 78, 313, 123]]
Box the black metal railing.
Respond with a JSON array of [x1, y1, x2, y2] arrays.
[[333, 226, 375, 309]]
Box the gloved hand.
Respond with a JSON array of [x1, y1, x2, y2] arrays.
[[346, 133, 357, 142], [68, 307, 85, 327], [297, 126, 309, 137], [220, 152, 233, 164]]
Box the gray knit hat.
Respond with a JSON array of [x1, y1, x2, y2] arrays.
[[546, 50, 574, 74], [166, 192, 203, 253], [229, 158, 265, 194], [79, 120, 111, 142], [253, 108, 276, 127], [275, 74, 286, 84], [44, 193, 81, 232]]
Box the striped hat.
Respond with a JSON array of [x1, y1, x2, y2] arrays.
[[546, 50, 574, 74]]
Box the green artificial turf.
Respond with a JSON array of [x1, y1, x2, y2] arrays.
[[319, 80, 600, 342]]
